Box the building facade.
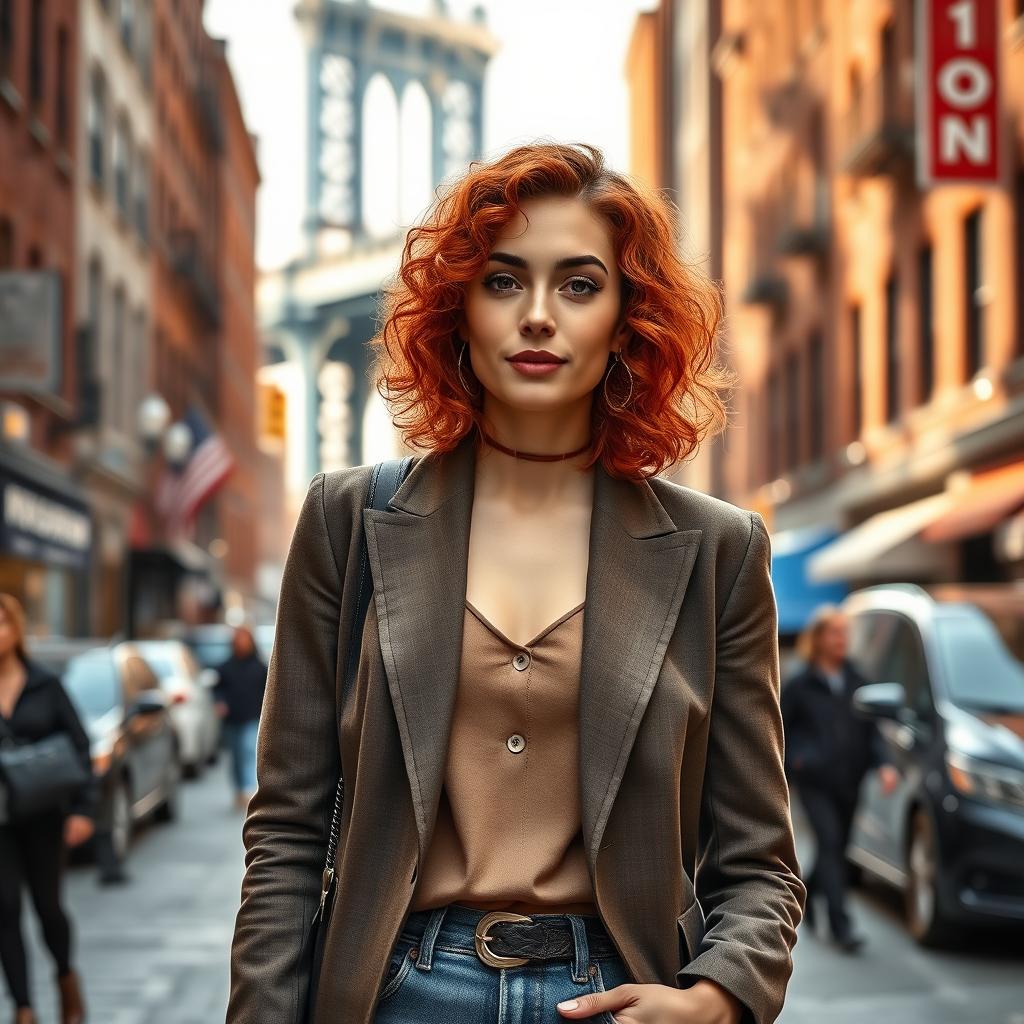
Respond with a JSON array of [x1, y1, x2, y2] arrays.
[[0, 0, 93, 636], [632, 0, 1024, 625]]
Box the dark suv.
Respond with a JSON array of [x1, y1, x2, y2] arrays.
[[842, 583, 1024, 946]]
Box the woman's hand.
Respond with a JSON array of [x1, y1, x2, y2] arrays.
[[557, 978, 743, 1023], [63, 814, 95, 848]]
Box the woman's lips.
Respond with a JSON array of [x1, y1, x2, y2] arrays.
[[507, 359, 565, 377]]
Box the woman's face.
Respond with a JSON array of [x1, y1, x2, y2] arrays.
[[460, 194, 631, 418], [817, 614, 849, 663]]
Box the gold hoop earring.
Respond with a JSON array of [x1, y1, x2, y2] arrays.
[[603, 350, 634, 411], [457, 340, 477, 397]]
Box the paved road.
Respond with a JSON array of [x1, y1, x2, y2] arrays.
[[0, 757, 245, 1024], [782, 793, 1024, 1024], [1, 762, 1022, 1023]]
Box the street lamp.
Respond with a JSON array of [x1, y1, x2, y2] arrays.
[[137, 393, 171, 454]]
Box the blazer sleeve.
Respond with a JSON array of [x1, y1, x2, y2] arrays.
[[674, 511, 807, 1024], [225, 471, 347, 1023]]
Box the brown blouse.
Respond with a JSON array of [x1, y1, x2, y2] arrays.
[[409, 597, 599, 916]]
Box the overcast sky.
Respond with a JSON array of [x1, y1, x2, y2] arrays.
[[203, 0, 655, 270]]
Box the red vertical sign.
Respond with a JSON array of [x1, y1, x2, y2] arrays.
[[918, 0, 1001, 186]]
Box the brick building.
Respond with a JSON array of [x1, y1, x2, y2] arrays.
[[0, 0, 93, 635], [630, 0, 1024, 611]]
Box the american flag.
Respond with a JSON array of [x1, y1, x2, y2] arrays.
[[154, 405, 235, 537]]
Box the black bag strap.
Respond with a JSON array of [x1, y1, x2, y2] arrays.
[[317, 455, 415, 914]]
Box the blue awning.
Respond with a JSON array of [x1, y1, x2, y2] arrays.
[[768, 524, 848, 634]]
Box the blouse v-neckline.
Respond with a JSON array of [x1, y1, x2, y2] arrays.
[[464, 598, 586, 650]]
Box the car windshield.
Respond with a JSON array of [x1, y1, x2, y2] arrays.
[[933, 604, 1024, 712], [190, 639, 233, 669], [62, 651, 121, 720]]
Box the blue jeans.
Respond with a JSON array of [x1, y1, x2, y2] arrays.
[[222, 719, 259, 794], [372, 903, 634, 1024]]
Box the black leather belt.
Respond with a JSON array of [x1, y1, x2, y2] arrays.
[[473, 910, 619, 968]]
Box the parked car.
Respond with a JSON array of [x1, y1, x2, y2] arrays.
[[134, 639, 221, 778], [842, 582, 1024, 946], [184, 623, 236, 672], [35, 642, 182, 869]]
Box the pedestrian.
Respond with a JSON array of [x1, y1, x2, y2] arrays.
[[213, 626, 267, 811], [0, 594, 98, 1024], [226, 141, 805, 1024], [782, 604, 901, 952]]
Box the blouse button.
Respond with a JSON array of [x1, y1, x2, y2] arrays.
[[506, 733, 526, 753], [512, 652, 530, 672]]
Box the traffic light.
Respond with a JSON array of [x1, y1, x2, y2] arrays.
[[260, 383, 286, 442]]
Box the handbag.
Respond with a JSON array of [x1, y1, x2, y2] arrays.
[[0, 713, 92, 822], [299, 456, 415, 1022]]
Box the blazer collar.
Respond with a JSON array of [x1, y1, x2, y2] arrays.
[[363, 432, 703, 879]]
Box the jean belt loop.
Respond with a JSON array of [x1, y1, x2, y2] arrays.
[[567, 915, 590, 983], [416, 905, 448, 971]]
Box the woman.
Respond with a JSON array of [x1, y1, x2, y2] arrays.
[[212, 626, 268, 810], [0, 594, 98, 1024], [782, 605, 900, 952], [226, 142, 805, 1024]]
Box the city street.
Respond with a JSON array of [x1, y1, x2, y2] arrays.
[[1, 763, 1022, 1023], [0, 758, 244, 1024]]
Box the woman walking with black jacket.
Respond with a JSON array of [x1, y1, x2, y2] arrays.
[[0, 594, 99, 1024], [781, 605, 900, 952]]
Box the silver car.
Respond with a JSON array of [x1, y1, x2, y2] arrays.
[[134, 640, 221, 778]]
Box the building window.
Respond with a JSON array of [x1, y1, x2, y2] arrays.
[[1017, 174, 1024, 359], [56, 26, 69, 145], [89, 69, 107, 187], [134, 153, 149, 243], [28, 0, 44, 108], [0, 0, 13, 79], [0, 217, 13, 267], [851, 304, 863, 439], [885, 274, 900, 423], [111, 287, 125, 431], [768, 369, 782, 480], [965, 207, 984, 378], [120, 0, 134, 53], [87, 256, 103, 343], [809, 332, 824, 461], [113, 116, 133, 217], [918, 244, 935, 402], [785, 350, 801, 470]]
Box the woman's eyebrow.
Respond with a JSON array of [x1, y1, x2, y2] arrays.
[[487, 251, 608, 275]]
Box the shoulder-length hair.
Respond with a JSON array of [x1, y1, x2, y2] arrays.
[[370, 141, 735, 481], [0, 592, 29, 661]]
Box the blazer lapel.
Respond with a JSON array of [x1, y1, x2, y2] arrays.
[[363, 433, 703, 878]]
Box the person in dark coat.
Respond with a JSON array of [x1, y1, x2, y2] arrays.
[[213, 626, 268, 810], [0, 593, 98, 1024], [781, 603, 900, 953]]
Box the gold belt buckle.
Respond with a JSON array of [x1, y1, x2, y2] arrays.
[[474, 911, 533, 968]]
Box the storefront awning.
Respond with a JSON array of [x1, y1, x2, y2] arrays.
[[769, 524, 849, 634], [921, 458, 1024, 544], [806, 491, 955, 583]]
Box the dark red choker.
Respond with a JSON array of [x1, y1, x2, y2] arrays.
[[479, 427, 592, 462]]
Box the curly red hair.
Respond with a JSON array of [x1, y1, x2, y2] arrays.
[[370, 141, 734, 480]]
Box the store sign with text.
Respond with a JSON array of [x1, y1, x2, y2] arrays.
[[917, 0, 1001, 186]]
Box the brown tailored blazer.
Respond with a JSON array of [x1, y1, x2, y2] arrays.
[[225, 432, 806, 1024]]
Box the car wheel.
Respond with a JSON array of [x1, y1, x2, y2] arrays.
[[155, 752, 182, 823], [110, 777, 133, 863], [904, 807, 956, 947]]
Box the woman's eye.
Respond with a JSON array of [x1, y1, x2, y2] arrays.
[[484, 273, 518, 293], [564, 277, 600, 298]]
